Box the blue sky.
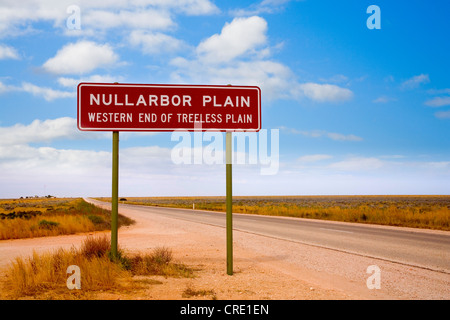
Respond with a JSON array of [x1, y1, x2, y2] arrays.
[[0, 0, 449, 198]]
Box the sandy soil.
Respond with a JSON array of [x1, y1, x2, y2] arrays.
[[0, 200, 448, 300]]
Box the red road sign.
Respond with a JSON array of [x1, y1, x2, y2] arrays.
[[77, 83, 261, 132]]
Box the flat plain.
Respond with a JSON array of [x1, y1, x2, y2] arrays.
[[1, 195, 448, 300], [98, 195, 450, 231]]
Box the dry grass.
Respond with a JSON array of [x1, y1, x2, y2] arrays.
[[3, 235, 193, 299], [79, 234, 111, 258], [0, 215, 97, 240], [0, 198, 134, 240], [101, 195, 450, 231], [182, 284, 217, 299], [6, 247, 128, 298], [128, 247, 193, 278]]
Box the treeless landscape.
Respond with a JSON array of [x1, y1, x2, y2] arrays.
[[0, 196, 449, 300], [101, 195, 450, 230]]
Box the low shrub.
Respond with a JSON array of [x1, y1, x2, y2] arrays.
[[87, 214, 106, 225], [80, 235, 111, 259], [38, 220, 60, 229]]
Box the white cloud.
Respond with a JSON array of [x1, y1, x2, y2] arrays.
[[0, 44, 19, 59], [0, 117, 448, 197], [372, 96, 397, 103], [0, 0, 219, 36], [148, 0, 219, 15], [297, 83, 353, 102], [297, 154, 333, 163], [21, 82, 75, 101], [83, 9, 174, 31], [435, 110, 450, 119], [427, 88, 450, 95], [169, 16, 354, 103], [197, 16, 268, 63], [425, 161, 450, 169], [319, 74, 349, 84], [0, 145, 113, 196], [379, 155, 405, 159], [121, 146, 172, 171], [42, 41, 119, 75], [0, 142, 175, 198], [171, 57, 295, 101], [328, 157, 384, 171], [326, 132, 362, 142], [0, 117, 103, 146], [57, 75, 124, 88], [0, 117, 113, 196], [0, 118, 77, 145], [0, 81, 17, 94], [0, 81, 76, 100], [0, 81, 76, 101], [425, 96, 450, 107], [280, 127, 363, 142], [401, 74, 430, 90], [171, 16, 353, 102], [129, 30, 185, 55], [232, 0, 292, 16]]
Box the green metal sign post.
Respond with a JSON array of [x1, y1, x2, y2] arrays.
[[226, 131, 233, 275], [111, 131, 119, 259]]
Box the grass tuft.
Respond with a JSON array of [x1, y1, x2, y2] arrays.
[[128, 247, 193, 278], [80, 234, 111, 259], [182, 284, 216, 299]]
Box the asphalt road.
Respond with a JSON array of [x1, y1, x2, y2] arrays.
[[89, 199, 450, 274]]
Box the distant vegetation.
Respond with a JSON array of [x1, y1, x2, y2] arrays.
[[0, 198, 134, 240], [99, 195, 450, 231]]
